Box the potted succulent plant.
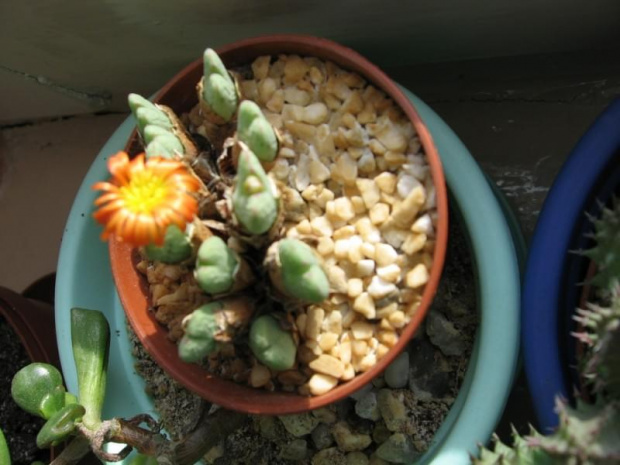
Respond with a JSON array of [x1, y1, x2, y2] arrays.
[[476, 199, 620, 464], [8, 307, 246, 464], [522, 98, 620, 430], [50, 34, 524, 464], [97, 35, 449, 414]]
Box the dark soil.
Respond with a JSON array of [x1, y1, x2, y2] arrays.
[[0, 317, 47, 465]]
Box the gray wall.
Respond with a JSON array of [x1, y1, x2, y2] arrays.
[[2, 0, 619, 123]]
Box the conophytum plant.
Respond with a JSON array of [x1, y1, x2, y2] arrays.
[[120, 47, 331, 370]]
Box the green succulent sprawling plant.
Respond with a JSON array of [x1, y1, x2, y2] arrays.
[[3, 307, 244, 465], [475, 199, 620, 465], [123, 47, 330, 371]]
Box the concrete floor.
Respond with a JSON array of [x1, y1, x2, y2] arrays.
[[0, 50, 618, 442]]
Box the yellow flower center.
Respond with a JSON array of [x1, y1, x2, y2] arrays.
[[119, 171, 170, 214]]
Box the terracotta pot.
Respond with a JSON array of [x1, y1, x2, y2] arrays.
[[0, 286, 60, 367], [109, 34, 448, 415], [0, 285, 60, 461]]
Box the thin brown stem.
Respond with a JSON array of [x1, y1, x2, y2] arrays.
[[172, 407, 246, 465]]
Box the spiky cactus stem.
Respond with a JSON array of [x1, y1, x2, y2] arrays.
[[476, 200, 620, 464], [583, 198, 620, 294]]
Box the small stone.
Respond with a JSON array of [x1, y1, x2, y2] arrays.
[[303, 103, 330, 125], [354, 391, 381, 421], [369, 203, 390, 225], [351, 321, 374, 340], [372, 421, 392, 445], [426, 311, 466, 356], [401, 233, 427, 256], [312, 423, 335, 449], [368, 455, 390, 465], [311, 216, 334, 237], [346, 451, 370, 465], [306, 306, 325, 340], [254, 415, 281, 441], [312, 406, 338, 424], [376, 264, 401, 283], [374, 244, 398, 267], [384, 352, 409, 388], [317, 237, 335, 256], [367, 276, 397, 300], [349, 382, 373, 401], [375, 433, 419, 464], [353, 293, 376, 319], [377, 389, 412, 434], [309, 373, 339, 395], [333, 197, 356, 221], [331, 421, 373, 452], [356, 259, 375, 277], [337, 152, 359, 185], [319, 332, 339, 352], [358, 150, 377, 173], [278, 412, 320, 437], [249, 364, 271, 388], [408, 338, 453, 400], [309, 354, 345, 378], [356, 179, 381, 209], [310, 157, 331, 184], [312, 447, 347, 465], [328, 266, 349, 294], [204, 444, 225, 463], [411, 214, 433, 235], [405, 264, 429, 289], [280, 439, 308, 461], [374, 172, 397, 194], [252, 56, 271, 80]]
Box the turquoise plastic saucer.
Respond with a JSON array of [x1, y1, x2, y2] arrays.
[[56, 89, 521, 464]]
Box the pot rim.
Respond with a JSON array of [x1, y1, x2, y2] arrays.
[[109, 34, 448, 414], [522, 98, 620, 430]]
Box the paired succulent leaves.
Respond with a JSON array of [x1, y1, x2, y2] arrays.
[[9, 308, 109, 450]]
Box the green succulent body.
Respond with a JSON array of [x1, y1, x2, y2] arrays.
[[202, 48, 238, 122], [128, 93, 183, 159], [237, 100, 278, 162], [11, 363, 66, 420], [36, 403, 86, 449], [249, 315, 297, 371], [275, 239, 329, 303], [584, 199, 620, 292], [71, 308, 110, 430], [232, 148, 279, 235], [144, 224, 192, 263], [194, 236, 239, 295], [178, 302, 221, 363], [0, 429, 10, 465]]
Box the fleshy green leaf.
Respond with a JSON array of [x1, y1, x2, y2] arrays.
[[71, 308, 109, 430]]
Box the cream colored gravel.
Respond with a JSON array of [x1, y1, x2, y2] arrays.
[[234, 54, 437, 395]]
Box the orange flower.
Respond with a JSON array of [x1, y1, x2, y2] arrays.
[[92, 151, 200, 246]]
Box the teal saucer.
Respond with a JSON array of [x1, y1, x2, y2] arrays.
[[56, 89, 521, 464]]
